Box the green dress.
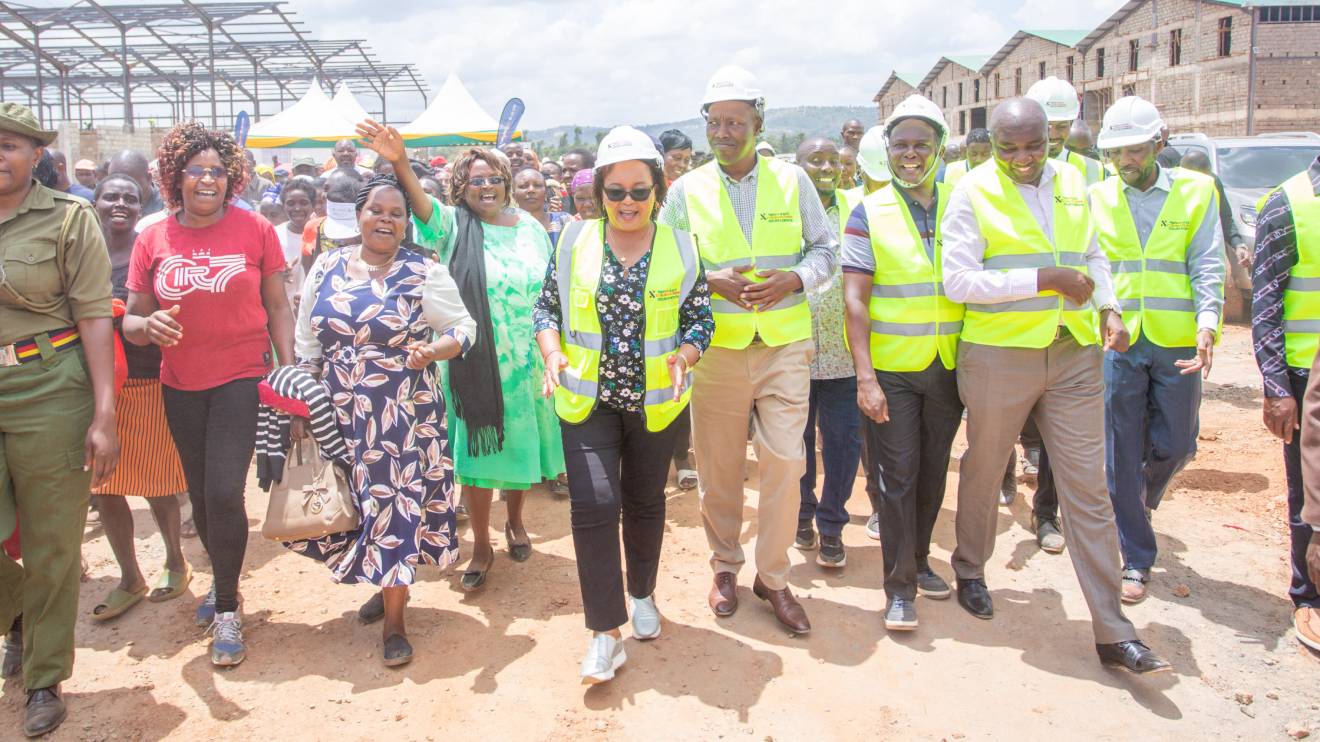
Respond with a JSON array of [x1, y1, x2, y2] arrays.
[[413, 199, 566, 489]]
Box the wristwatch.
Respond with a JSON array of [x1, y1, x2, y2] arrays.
[[1097, 303, 1122, 317]]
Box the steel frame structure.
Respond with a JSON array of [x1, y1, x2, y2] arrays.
[[0, 1, 430, 131]]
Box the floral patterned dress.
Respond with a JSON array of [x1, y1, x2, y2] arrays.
[[288, 248, 458, 585]]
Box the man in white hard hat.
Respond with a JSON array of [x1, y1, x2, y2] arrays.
[[658, 65, 838, 634], [1026, 76, 1105, 185], [1091, 96, 1224, 606], [791, 137, 861, 570], [842, 94, 962, 631], [1250, 122, 1320, 651], [941, 97, 1171, 674]]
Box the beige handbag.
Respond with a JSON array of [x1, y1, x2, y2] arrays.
[[262, 439, 360, 541]]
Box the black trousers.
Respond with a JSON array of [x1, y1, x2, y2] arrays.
[[1004, 416, 1058, 519], [562, 405, 681, 631], [671, 407, 693, 468], [1284, 371, 1320, 607], [163, 377, 260, 614], [865, 362, 963, 600]]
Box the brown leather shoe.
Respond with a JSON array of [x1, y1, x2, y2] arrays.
[[752, 575, 811, 634], [708, 573, 738, 617]]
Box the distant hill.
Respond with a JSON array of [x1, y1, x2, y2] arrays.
[[525, 105, 876, 154]]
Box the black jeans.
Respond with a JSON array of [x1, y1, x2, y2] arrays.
[[163, 377, 260, 614], [1284, 371, 1320, 607], [866, 362, 963, 600], [671, 407, 693, 469], [562, 405, 680, 631]]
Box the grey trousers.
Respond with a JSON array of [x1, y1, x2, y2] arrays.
[[953, 335, 1137, 645]]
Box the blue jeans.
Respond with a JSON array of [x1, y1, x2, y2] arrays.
[[799, 377, 861, 538], [1104, 336, 1201, 571]]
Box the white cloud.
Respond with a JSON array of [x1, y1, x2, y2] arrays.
[[299, 0, 1126, 128]]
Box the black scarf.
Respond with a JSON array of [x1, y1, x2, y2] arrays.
[[447, 205, 505, 456]]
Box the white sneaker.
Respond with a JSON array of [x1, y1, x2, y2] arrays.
[[580, 633, 626, 684], [866, 512, 880, 541], [631, 594, 662, 640]]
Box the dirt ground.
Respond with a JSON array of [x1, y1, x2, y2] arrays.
[[3, 324, 1318, 741]]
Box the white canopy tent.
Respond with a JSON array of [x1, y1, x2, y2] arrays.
[[246, 82, 359, 148], [331, 83, 372, 126], [398, 73, 520, 146]]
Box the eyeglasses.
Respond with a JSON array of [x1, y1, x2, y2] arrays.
[[602, 185, 655, 203], [468, 176, 505, 188], [183, 165, 227, 181]]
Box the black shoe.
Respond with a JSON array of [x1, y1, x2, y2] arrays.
[[505, 523, 532, 563], [382, 633, 414, 667], [24, 687, 66, 738], [2, 628, 20, 678], [358, 592, 385, 624], [957, 578, 994, 619], [915, 563, 951, 600], [1096, 639, 1172, 675], [816, 535, 845, 568], [794, 519, 817, 551]]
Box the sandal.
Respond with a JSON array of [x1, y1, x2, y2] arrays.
[[91, 585, 147, 622], [506, 523, 532, 563], [148, 563, 193, 603], [677, 469, 698, 490]]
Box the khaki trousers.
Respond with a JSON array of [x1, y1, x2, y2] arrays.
[[691, 339, 812, 590], [0, 343, 94, 690], [953, 336, 1136, 644]]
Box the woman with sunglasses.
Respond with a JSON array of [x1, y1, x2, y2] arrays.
[[358, 120, 565, 591], [124, 122, 295, 668], [534, 127, 713, 683]]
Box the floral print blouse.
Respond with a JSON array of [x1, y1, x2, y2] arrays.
[[533, 240, 714, 414]]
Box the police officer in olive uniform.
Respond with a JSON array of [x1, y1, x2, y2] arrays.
[[0, 102, 119, 738]]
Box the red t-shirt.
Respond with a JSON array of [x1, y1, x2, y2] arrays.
[[127, 207, 284, 391]]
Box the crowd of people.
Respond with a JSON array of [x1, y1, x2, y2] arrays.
[[1, 61, 1319, 737]]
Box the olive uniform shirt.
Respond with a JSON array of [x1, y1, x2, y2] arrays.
[[0, 181, 112, 346]]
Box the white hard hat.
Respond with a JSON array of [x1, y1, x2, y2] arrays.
[[755, 141, 776, 156], [1025, 76, 1080, 122], [1096, 96, 1166, 150], [856, 126, 891, 182], [702, 65, 764, 107], [595, 125, 663, 170], [883, 94, 949, 150]]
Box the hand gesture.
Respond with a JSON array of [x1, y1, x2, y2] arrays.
[[667, 353, 690, 402], [355, 118, 406, 165], [705, 265, 755, 310], [405, 341, 438, 370], [1175, 329, 1215, 379], [857, 378, 889, 424], [741, 269, 804, 311], [146, 304, 183, 347], [542, 350, 569, 398], [1101, 309, 1130, 353], [1037, 267, 1095, 306]]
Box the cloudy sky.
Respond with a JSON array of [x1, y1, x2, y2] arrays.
[[303, 0, 1122, 129]]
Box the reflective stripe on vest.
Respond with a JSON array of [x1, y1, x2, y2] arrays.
[[1090, 168, 1217, 348], [553, 219, 697, 432], [863, 182, 963, 371], [1283, 170, 1320, 369], [961, 161, 1098, 348], [683, 157, 810, 349]]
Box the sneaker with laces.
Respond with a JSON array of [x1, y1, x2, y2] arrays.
[[580, 633, 626, 684], [817, 535, 846, 568], [794, 519, 817, 551], [915, 561, 951, 600], [866, 512, 880, 541], [209, 612, 245, 667], [884, 595, 918, 631], [194, 585, 217, 628], [631, 594, 662, 640]]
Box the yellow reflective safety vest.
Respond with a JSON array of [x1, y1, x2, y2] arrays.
[[683, 156, 811, 349], [553, 219, 699, 432], [1059, 149, 1104, 186], [943, 160, 970, 187], [1282, 170, 1320, 368], [961, 161, 1099, 348], [863, 183, 963, 371], [1089, 167, 1218, 348]]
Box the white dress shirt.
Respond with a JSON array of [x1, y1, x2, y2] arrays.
[[941, 159, 1118, 309]]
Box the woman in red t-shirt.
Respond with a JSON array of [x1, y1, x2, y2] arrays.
[[123, 123, 295, 669]]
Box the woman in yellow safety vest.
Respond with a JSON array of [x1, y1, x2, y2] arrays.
[[534, 126, 713, 685]]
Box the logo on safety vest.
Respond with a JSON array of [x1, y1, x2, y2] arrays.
[[759, 211, 796, 224], [648, 288, 681, 301], [1159, 219, 1191, 231], [1053, 196, 1086, 207]]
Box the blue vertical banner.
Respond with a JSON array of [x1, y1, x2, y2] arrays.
[[496, 98, 525, 148], [234, 110, 251, 147]]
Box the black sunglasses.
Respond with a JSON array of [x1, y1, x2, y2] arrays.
[[468, 176, 505, 187], [602, 185, 655, 203]]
